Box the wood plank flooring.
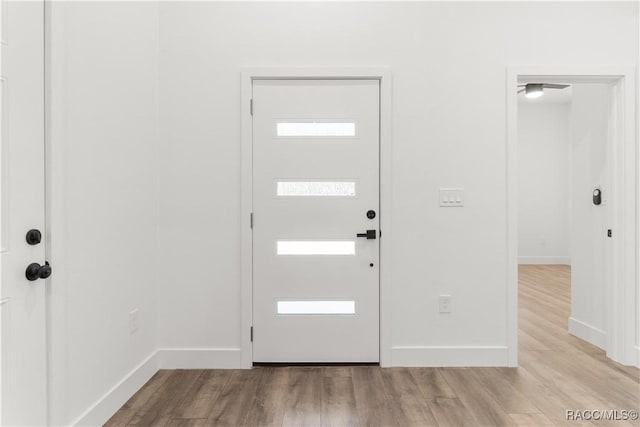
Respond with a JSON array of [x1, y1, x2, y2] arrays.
[[107, 265, 639, 426]]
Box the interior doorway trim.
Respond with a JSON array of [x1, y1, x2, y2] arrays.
[[240, 68, 392, 368], [506, 65, 638, 367]]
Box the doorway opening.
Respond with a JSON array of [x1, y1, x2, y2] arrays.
[[507, 68, 638, 369], [518, 80, 613, 363], [240, 69, 393, 368]]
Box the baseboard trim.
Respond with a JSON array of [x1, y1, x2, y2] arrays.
[[71, 350, 159, 427], [518, 256, 570, 265], [391, 345, 509, 367], [568, 317, 606, 349], [157, 347, 242, 369]]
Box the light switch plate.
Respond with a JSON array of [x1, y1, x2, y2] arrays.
[[439, 188, 464, 207]]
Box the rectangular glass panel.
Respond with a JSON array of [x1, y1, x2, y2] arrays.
[[277, 240, 355, 255], [277, 181, 356, 197], [276, 121, 356, 137], [277, 300, 356, 315]]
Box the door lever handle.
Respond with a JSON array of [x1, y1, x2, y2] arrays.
[[356, 230, 377, 240]]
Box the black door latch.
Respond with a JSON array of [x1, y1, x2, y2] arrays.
[[357, 230, 377, 240]]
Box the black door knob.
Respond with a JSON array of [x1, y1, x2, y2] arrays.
[[26, 263, 41, 281], [26, 229, 42, 245], [39, 261, 52, 279], [25, 261, 52, 281]]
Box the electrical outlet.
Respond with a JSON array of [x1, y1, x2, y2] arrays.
[[129, 309, 139, 334], [439, 295, 452, 313]]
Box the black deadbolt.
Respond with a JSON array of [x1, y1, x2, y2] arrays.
[[366, 210, 376, 220], [26, 229, 42, 245], [25, 261, 52, 281]]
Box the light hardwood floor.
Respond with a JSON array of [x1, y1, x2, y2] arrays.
[[107, 265, 639, 426]]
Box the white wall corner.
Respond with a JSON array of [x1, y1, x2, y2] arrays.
[[568, 317, 607, 350], [71, 348, 243, 426], [390, 346, 509, 367], [71, 350, 159, 427], [157, 348, 242, 369], [518, 256, 571, 265]]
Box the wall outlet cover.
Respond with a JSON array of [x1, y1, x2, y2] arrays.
[[129, 309, 139, 334], [439, 295, 452, 313]]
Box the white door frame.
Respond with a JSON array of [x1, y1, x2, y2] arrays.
[[240, 68, 392, 368], [506, 65, 638, 367]]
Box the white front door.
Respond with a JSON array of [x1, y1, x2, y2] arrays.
[[0, 1, 47, 424], [252, 79, 380, 363]]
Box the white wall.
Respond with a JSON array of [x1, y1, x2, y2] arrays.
[[45, 1, 639, 424], [517, 101, 571, 265], [48, 3, 159, 425], [568, 84, 611, 349], [156, 2, 638, 365]]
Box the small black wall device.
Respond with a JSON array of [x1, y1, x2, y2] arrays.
[[593, 188, 602, 206]]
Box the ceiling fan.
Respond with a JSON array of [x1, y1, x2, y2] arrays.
[[518, 83, 570, 99]]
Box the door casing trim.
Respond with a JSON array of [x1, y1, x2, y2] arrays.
[[506, 65, 638, 367], [240, 67, 392, 368]]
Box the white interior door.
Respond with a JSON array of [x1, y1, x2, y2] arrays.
[[252, 79, 380, 363], [0, 1, 47, 425]]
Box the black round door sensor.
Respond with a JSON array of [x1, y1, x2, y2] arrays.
[[366, 210, 376, 220], [593, 188, 602, 206]]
